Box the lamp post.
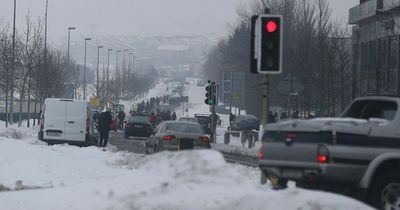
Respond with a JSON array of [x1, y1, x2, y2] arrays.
[[96, 45, 103, 98], [83, 37, 91, 100], [67, 27, 76, 98], [107, 49, 112, 101], [116, 50, 121, 101]]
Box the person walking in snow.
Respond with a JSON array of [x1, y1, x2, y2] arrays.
[[171, 112, 177, 121], [97, 108, 112, 147]]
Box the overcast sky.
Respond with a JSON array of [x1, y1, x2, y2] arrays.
[[0, 0, 358, 41]]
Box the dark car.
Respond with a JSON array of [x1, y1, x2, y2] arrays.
[[124, 116, 153, 138], [147, 121, 210, 153], [194, 114, 211, 134], [230, 115, 260, 131], [178, 117, 198, 123]]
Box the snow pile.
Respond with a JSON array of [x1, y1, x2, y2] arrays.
[[0, 132, 374, 210], [0, 121, 39, 142]]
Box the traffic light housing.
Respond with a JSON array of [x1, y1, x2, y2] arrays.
[[255, 15, 283, 74], [204, 83, 217, 105]]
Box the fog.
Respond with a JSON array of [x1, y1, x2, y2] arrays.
[[0, 0, 357, 42]]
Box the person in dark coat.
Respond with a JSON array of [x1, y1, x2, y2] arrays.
[[171, 112, 177, 121], [117, 111, 126, 130], [97, 108, 112, 147]]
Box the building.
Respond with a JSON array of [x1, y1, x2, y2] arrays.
[[349, 0, 400, 96]]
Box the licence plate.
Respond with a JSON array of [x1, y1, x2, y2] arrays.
[[134, 125, 143, 128], [47, 132, 61, 137], [281, 169, 303, 179]]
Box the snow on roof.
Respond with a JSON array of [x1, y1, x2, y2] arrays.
[[157, 44, 189, 51]]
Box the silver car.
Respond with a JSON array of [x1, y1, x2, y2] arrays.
[[147, 121, 210, 153]]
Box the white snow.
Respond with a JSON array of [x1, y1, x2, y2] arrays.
[[119, 79, 174, 113], [0, 80, 375, 210], [0, 127, 373, 210]]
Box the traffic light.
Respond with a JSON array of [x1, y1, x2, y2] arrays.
[[205, 85, 212, 105], [204, 83, 217, 105], [211, 83, 217, 105], [257, 15, 283, 74]]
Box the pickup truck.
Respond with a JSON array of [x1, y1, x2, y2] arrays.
[[259, 96, 400, 210]]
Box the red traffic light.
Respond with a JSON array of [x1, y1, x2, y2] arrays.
[[266, 20, 278, 33]]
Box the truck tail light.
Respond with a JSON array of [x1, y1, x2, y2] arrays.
[[258, 143, 264, 159], [199, 136, 209, 143], [163, 135, 175, 141], [317, 144, 330, 164]]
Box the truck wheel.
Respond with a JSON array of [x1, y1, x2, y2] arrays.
[[275, 178, 288, 190], [370, 170, 400, 210], [261, 170, 268, 185]]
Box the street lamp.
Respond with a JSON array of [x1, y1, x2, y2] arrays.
[[96, 45, 103, 97], [106, 49, 113, 101], [83, 37, 91, 100], [115, 50, 121, 101], [67, 27, 76, 98]]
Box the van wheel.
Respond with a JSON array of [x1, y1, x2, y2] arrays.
[[369, 170, 400, 210]]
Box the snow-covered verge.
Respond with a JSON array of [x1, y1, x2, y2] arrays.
[[0, 126, 374, 210]]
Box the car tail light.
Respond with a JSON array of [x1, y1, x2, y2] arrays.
[[317, 144, 330, 164], [199, 136, 209, 143], [258, 143, 264, 159], [163, 135, 175, 141], [287, 133, 297, 140]]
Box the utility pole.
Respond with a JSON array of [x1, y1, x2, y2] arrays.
[[67, 27, 76, 98], [10, 0, 17, 125], [107, 49, 112, 102], [96, 46, 103, 97], [83, 37, 91, 100], [261, 8, 271, 127]]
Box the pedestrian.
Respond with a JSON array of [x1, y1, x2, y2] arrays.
[[117, 110, 126, 130], [268, 110, 276, 123], [172, 112, 177, 121], [97, 108, 112, 147]]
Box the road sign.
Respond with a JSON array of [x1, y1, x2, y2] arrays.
[[222, 71, 245, 107], [90, 97, 100, 107]]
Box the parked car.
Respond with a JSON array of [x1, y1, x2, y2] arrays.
[[38, 98, 98, 146], [124, 116, 154, 138], [147, 121, 210, 153], [178, 117, 198, 123], [259, 96, 400, 210], [230, 115, 260, 131]]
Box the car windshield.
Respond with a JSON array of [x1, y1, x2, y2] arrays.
[[129, 116, 149, 123], [196, 116, 210, 124], [166, 123, 203, 134], [179, 118, 197, 123]]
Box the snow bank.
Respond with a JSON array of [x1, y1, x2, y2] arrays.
[[0, 130, 373, 210]]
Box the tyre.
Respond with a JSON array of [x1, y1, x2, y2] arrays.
[[261, 170, 268, 185], [369, 170, 400, 210], [153, 144, 158, 153]]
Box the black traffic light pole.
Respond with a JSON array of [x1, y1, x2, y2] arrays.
[[262, 8, 271, 128], [204, 81, 217, 143]]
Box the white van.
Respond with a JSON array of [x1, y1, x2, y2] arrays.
[[38, 98, 98, 146]]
